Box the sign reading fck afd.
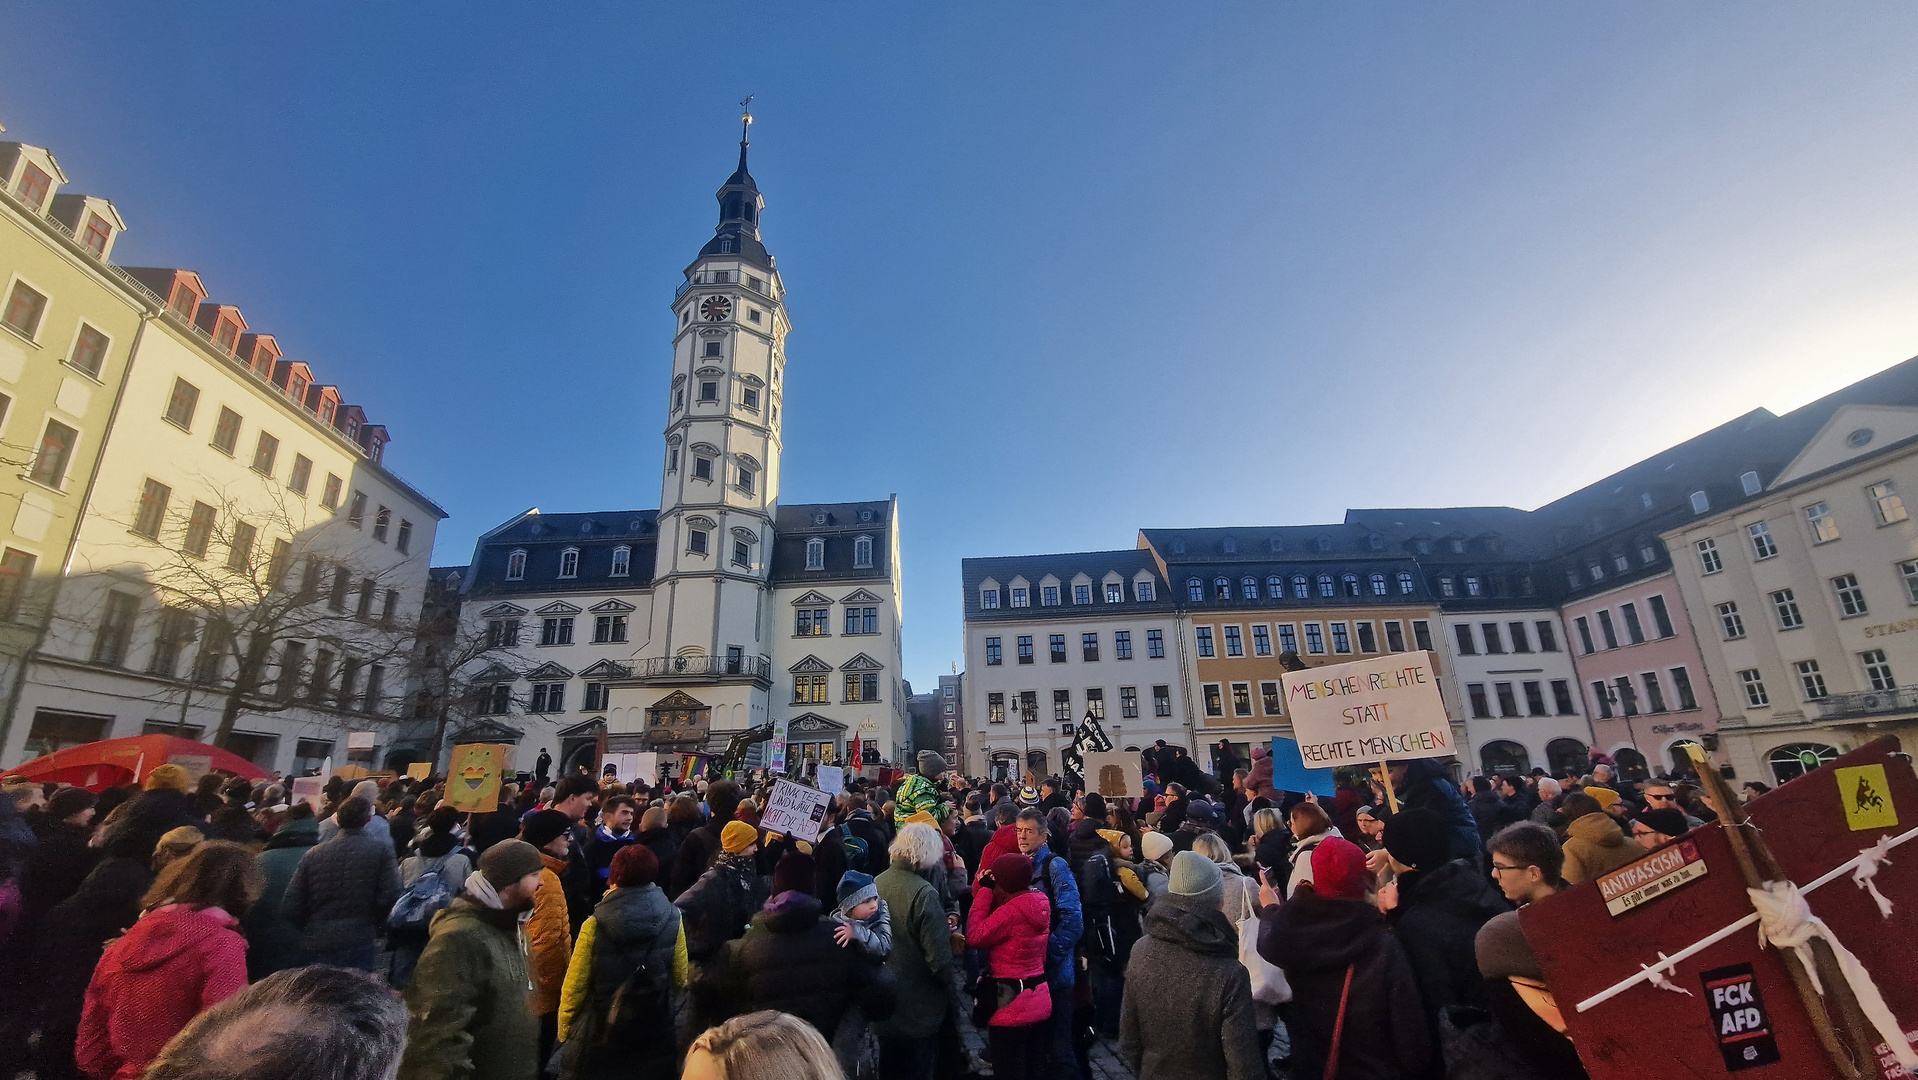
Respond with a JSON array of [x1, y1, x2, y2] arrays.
[[1281, 652, 1453, 766]]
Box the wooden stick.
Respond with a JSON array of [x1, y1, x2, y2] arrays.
[[1378, 760, 1400, 815], [1685, 745, 1868, 1079]]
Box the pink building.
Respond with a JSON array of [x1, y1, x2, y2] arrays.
[[1561, 569, 1722, 778]]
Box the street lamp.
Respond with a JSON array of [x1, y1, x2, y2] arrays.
[[1009, 694, 1038, 782]]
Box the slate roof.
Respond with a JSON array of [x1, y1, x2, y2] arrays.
[[465, 510, 660, 596], [769, 500, 895, 583], [960, 549, 1173, 621]]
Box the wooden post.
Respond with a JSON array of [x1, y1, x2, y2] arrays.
[[1683, 744, 1875, 1079], [1378, 760, 1401, 815]]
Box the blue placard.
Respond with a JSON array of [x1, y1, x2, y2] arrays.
[[1270, 736, 1337, 797]]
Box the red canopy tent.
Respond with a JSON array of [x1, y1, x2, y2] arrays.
[[3, 734, 270, 791]]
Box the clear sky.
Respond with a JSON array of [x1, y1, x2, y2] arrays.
[[4, 4, 1917, 692]]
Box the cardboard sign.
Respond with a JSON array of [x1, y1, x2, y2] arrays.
[[759, 778, 831, 843], [816, 764, 845, 795], [1701, 963, 1782, 1071], [444, 743, 508, 813], [598, 752, 657, 786], [406, 762, 432, 781], [1597, 840, 1709, 916], [1082, 752, 1142, 798], [1837, 764, 1898, 831], [290, 775, 325, 813], [1280, 652, 1452, 765], [346, 731, 377, 751], [1269, 736, 1337, 797]]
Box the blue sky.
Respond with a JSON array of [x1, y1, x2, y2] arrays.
[[4, 4, 1918, 690]]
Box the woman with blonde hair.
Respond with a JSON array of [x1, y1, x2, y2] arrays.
[[1285, 801, 1341, 898], [1190, 832, 1257, 919], [76, 841, 262, 1080], [685, 1009, 844, 1080], [1249, 807, 1289, 883]]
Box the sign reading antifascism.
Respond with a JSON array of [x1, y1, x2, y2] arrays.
[[1280, 652, 1452, 765]]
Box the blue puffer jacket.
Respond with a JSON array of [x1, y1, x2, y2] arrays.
[[1030, 844, 1083, 984], [1399, 760, 1483, 862]]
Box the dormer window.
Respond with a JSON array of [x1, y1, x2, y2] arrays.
[[16, 164, 51, 210], [1187, 578, 1203, 602], [610, 546, 631, 577], [805, 538, 824, 570], [505, 549, 527, 581], [852, 535, 873, 568], [1690, 490, 1710, 514], [213, 319, 239, 353], [1172, 539, 1186, 554], [1214, 577, 1231, 600], [1740, 471, 1761, 496], [1222, 538, 1236, 554], [81, 213, 112, 257], [168, 283, 199, 318], [317, 399, 337, 425], [559, 548, 579, 579], [980, 587, 999, 609], [288, 374, 310, 404], [1135, 580, 1155, 602], [1449, 538, 1466, 554], [1368, 534, 1386, 551], [1317, 536, 1334, 553]]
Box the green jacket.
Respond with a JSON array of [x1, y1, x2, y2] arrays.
[[892, 773, 944, 826], [870, 860, 952, 1039], [398, 898, 537, 1080]]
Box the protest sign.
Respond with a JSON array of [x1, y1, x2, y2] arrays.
[[769, 714, 790, 774], [1279, 652, 1453, 767], [1268, 737, 1337, 797], [444, 743, 508, 813], [290, 775, 325, 813], [1082, 752, 1141, 798], [815, 764, 845, 794], [346, 731, 377, 751], [406, 762, 432, 781], [759, 778, 832, 842]]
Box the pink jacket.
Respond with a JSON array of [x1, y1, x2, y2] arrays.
[[967, 886, 1052, 1027], [78, 904, 248, 1080]]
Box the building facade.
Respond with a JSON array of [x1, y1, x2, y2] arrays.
[[0, 141, 442, 774], [445, 119, 909, 778], [961, 550, 1182, 782], [1559, 572, 1720, 775], [937, 672, 964, 764], [1666, 404, 1918, 785]]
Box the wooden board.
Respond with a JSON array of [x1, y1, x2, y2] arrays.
[[1522, 736, 1918, 1078]]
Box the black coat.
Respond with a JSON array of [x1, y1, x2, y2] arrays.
[[810, 824, 850, 905], [954, 818, 993, 882], [1259, 889, 1436, 1080], [634, 828, 681, 898], [842, 811, 890, 876], [1387, 859, 1510, 1041], [1399, 760, 1482, 863], [675, 853, 767, 961], [466, 806, 521, 855], [669, 819, 729, 899], [20, 818, 98, 933], [101, 789, 202, 861], [31, 857, 151, 1032], [717, 890, 893, 1038]]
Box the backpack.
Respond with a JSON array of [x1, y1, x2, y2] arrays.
[[1076, 853, 1119, 962], [599, 953, 674, 1054], [387, 856, 455, 933], [841, 833, 870, 876]]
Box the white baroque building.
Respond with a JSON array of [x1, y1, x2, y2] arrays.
[[445, 118, 908, 776]]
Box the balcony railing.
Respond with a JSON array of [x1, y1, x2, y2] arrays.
[[630, 654, 773, 684], [674, 269, 776, 301], [1814, 686, 1918, 721]]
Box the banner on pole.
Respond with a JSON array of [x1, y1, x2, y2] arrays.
[[760, 778, 832, 843], [1280, 652, 1453, 766]]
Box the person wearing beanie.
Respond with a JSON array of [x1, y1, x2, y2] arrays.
[[1631, 807, 1690, 851], [969, 851, 1052, 1080], [19, 786, 101, 938], [712, 842, 893, 1068], [1557, 791, 1636, 883], [829, 869, 892, 960], [142, 764, 192, 794], [556, 845, 687, 1080], [719, 819, 758, 857], [892, 751, 948, 828], [100, 766, 204, 865], [1257, 835, 1433, 1080], [1377, 811, 1510, 1052], [1138, 830, 1175, 897], [668, 779, 744, 898], [1583, 785, 1625, 815], [1119, 851, 1261, 1080], [282, 796, 400, 973], [515, 811, 574, 1062], [398, 839, 546, 1080], [675, 811, 771, 1031]]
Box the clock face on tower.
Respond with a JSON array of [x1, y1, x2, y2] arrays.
[[700, 295, 732, 322]]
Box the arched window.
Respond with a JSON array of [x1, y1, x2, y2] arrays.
[[610, 546, 631, 577], [1317, 575, 1334, 598], [1397, 571, 1415, 594], [1187, 578, 1204, 602], [1214, 577, 1231, 600], [852, 535, 874, 569], [1613, 748, 1649, 783], [1241, 577, 1258, 600], [558, 547, 580, 580], [805, 537, 825, 570], [1292, 576, 1309, 599], [1667, 740, 1703, 776], [1546, 738, 1588, 775], [1768, 742, 1839, 784], [505, 549, 527, 581], [1480, 740, 1531, 776], [1369, 573, 1387, 596], [1267, 576, 1284, 600], [1341, 573, 1359, 597]]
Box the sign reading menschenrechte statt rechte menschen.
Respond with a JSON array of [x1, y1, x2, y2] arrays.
[[1280, 652, 1452, 765]]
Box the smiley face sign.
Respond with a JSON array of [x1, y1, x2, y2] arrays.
[[445, 744, 507, 812]]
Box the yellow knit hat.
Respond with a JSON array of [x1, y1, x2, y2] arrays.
[[721, 819, 759, 855], [1584, 786, 1621, 811], [903, 811, 939, 829], [1097, 828, 1127, 852], [145, 764, 193, 792]]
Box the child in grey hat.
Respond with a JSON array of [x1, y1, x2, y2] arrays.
[[830, 870, 892, 958]]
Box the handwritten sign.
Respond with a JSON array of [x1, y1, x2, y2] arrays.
[[759, 778, 832, 843], [1597, 839, 1709, 916], [816, 764, 845, 795], [1082, 752, 1142, 798], [290, 775, 325, 813], [1280, 652, 1452, 765]]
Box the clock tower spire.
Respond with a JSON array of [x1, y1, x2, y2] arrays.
[[650, 108, 788, 712]]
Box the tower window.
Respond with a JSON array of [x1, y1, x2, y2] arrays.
[[688, 529, 709, 555], [732, 539, 751, 568], [699, 381, 719, 402], [741, 387, 759, 411], [703, 341, 722, 358], [736, 467, 756, 496], [693, 456, 713, 481]]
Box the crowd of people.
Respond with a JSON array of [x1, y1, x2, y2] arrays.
[[0, 739, 1739, 1080]]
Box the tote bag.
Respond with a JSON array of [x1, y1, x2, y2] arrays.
[[1236, 882, 1291, 1004]]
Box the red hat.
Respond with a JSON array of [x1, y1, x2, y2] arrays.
[[1310, 835, 1370, 901], [608, 844, 659, 888], [991, 852, 1033, 894]]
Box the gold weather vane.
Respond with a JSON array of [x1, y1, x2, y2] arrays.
[[740, 95, 754, 142]]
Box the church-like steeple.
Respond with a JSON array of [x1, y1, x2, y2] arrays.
[[700, 97, 771, 268]]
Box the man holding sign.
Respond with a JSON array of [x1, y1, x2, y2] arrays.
[[1281, 652, 1480, 862]]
